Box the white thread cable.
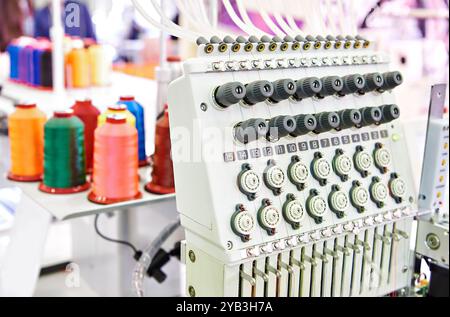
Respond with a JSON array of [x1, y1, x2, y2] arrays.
[[273, 12, 295, 37], [131, 0, 199, 41], [324, 0, 337, 35], [314, 0, 328, 34], [350, 0, 357, 35], [285, 0, 305, 36], [336, 0, 348, 34], [222, 0, 255, 35], [178, 0, 216, 37], [258, 0, 285, 37], [196, 0, 211, 26], [236, 0, 268, 37], [149, 0, 203, 39], [193, 0, 230, 38]]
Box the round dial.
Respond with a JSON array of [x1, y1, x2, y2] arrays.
[[374, 148, 391, 169], [244, 80, 274, 105], [363, 72, 384, 92], [289, 161, 309, 184], [381, 71, 403, 91], [371, 182, 388, 203], [239, 170, 261, 194], [308, 196, 327, 217], [362, 107, 383, 126], [265, 166, 286, 188], [259, 206, 281, 229], [351, 186, 369, 207], [381, 104, 401, 123], [334, 154, 353, 176], [234, 118, 268, 144], [329, 191, 349, 213], [313, 158, 331, 180], [270, 79, 296, 102], [390, 177, 407, 198], [284, 200, 306, 223], [232, 211, 256, 235], [294, 77, 322, 99], [355, 151, 373, 172]]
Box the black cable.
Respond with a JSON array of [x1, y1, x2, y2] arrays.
[[94, 214, 142, 260]]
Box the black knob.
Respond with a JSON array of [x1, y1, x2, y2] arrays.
[[340, 74, 366, 95], [234, 118, 269, 144], [291, 114, 317, 137], [244, 80, 274, 105], [381, 71, 403, 91], [340, 109, 362, 129], [362, 72, 384, 93], [319, 76, 343, 97], [270, 79, 296, 103], [267, 115, 297, 141], [214, 82, 246, 108], [380, 104, 400, 123], [315, 112, 341, 133], [294, 77, 322, 100], [361, 107, 383, 126]]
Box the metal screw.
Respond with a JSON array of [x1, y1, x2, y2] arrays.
[[200, 103, 208, 112], [188, 250, 196, 263], [226, 241, 233, 250], [188, 286, 196, 297], [402, 266, 408, 273], [426, 233, 440, 250]]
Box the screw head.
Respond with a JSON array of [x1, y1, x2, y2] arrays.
[[426, 233, 440, 250], [200, 103, 208, 112], [188, 250, 196, 263], [188, 285, 196, 297]]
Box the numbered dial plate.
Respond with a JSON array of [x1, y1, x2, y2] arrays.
[[259, 206, 281, 229], [265, 166, 286, 188], [239, 170, 261, 194], [390, 177, 407, 198], [232, 211, 256, 236], [374, 148, 391, 169], [334, 154, 353, 176], [329, 191, 349, 212], [371, 182, 388, 203], [355, 151, 373, 172], [308, 196, 327, 218], [351, 186, 369, 207], [313, 158, 331, 179], [289, 161, 309, 184], [284, 200, 306, 223]]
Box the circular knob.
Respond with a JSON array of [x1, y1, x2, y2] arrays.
[[361, 107, 383, 126], [244, 80, 274, 105], [307, 195, 327, 219], [370, 179, 388, 207], [234, 118, 268, 144], [354, 149, 373, 175], [238, 169, 261, 195], [232, 211, 256, 236], [315, 112, 340, 133], [362, 72, 384, 93], [258, 205, 281, 230], [269, 79, 296, 103], [381, 71, 403, 91], [380, 104, 400, 123], [319, 76, 343, 97], [267, 115, 296, 140], [312, 157, 332, 185], [374, 147, 391, 171], [291, 114, 317, 137], [389, 177, 407, 200], [214, 82, 246, 108], [289, 161, 309, 184], [340, 109, 362, 129], [340, 74, 366, 95], [350, 184, 369, 211], [333, 153, 353, 179], [265, 165, 286, 189], [283, 199, 306, 224], [329, 190, 349, 215], [294, 77, 322, 100]]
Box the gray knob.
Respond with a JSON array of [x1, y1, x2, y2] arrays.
[[315, 112, 341, 133], [244, 80, 274, 105], [340, 74, 366, 95], [381, 71, 403, 91], [214, 82, 246, 108], [340, 109, 362, 129], [291, 114, 317, 137], [234, 118, 269, 144], [270, 79, 296, 103], [267, 115, 297, 140], [294, 77, 322, 100], [319, 76, 343, 97], [362, 72, 384, 93], [362, 107, 383, 126], [380, 104, 400, 123]]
